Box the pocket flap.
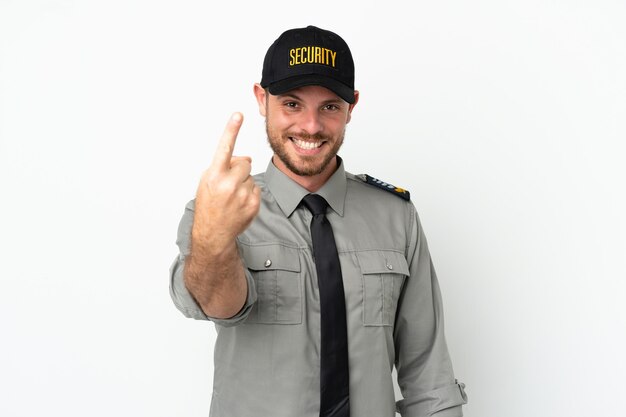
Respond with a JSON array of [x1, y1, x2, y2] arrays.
[[240, 243, 301, 272], [356, 250, 409, 275]]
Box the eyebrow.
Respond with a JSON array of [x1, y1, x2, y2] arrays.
[[276, 92, 344, 105], [277, 92, 303, 101]]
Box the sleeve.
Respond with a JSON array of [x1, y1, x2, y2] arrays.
[[168, 199, 258, 327], [394, 204, 468, 417]]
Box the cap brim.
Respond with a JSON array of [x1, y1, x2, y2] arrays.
[[267, 75, 355, 104]]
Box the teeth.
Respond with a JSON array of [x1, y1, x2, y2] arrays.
[[292, 138, 321, 150]]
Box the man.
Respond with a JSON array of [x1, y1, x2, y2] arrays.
[[170, 25, 467, 417]]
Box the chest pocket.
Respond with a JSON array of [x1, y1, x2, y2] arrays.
[[240, 243, 302, 325], [357, 250, 409, 326]]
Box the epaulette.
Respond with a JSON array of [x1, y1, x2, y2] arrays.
[[356, 174, 411, 201]]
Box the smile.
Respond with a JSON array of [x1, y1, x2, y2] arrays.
[[290, 137, 323, 150]]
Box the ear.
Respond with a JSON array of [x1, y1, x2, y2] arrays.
[[346, 90, 359, 124], [253, 83, 268, 117]]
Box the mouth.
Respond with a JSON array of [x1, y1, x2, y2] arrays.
[[289, 137, 324, 150]]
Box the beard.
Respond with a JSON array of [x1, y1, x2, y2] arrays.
[[266, 121, 345, 177]]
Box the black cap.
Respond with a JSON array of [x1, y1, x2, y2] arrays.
[[260, 26, 355, 103]]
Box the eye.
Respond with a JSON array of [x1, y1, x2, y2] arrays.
[[322, 104, 340, 111], [284, 101, 299, 108]]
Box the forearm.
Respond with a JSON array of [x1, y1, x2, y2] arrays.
[[184, 239, 248, 319]]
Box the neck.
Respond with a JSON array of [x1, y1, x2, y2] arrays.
[[272, 155, 338, 193]]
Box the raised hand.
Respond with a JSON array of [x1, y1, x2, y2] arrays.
[[192, 112, 261, 249]]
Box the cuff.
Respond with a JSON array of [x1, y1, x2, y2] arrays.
[[396, 380, 467, 417]]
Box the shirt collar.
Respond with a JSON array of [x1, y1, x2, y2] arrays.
[[264, 156, 347, 218]]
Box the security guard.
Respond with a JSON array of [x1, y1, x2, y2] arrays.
[[170, 26, 467, 417]]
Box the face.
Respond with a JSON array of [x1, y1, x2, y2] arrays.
[[254, 84, 358, 180]]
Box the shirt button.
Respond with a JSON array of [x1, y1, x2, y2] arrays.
[[386, 263, 393, 270], [264, 259, 272, 268]]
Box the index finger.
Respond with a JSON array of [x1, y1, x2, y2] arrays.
[[211, 112, 244, 170]]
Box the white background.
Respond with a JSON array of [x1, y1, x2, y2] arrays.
[[1, 1, 625, 416]]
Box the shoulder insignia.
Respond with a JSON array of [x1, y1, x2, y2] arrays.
[[358, 174, 411, 201]]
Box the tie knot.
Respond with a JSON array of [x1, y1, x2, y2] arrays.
[[302, 194, 329, 216]]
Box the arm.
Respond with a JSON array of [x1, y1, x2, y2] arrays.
[[184, 222, 248, 319], [394, 204, 467, 417], [172, 113, 261, 319], [169, 200, 258, 324]]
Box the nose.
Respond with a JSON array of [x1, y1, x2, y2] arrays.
[[298, 108, 323, 135]]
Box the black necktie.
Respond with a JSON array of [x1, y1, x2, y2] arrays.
[[302, 194, 350, 417]]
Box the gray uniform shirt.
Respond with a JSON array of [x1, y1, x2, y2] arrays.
[[170, 159, 467, 417]]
